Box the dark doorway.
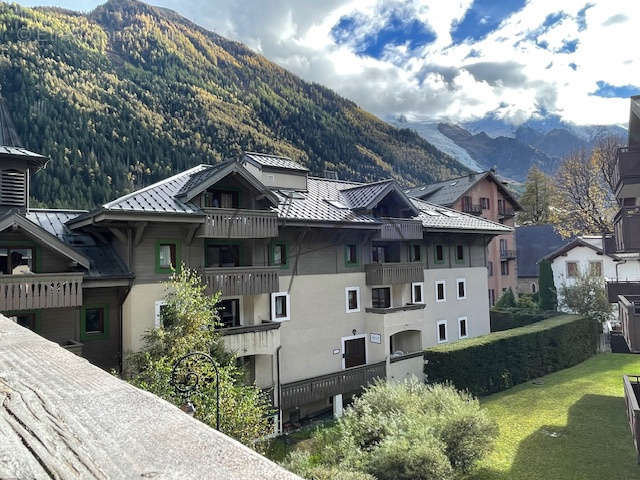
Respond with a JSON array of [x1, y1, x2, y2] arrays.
[[344, 336, 366, 369]]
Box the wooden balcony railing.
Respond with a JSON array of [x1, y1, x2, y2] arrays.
[[606, 281, 640, 303], [365, 262, 424, 285], [220, 322, 281, 356], [619, 295, 640, 353], [280, 361, 386, 410], [500, 249, 517, 260], [203, 266, 279, 297], [462, 204, 483, 215], [614, 147, 640, 196], [498, 207, 515, 218], [0, 273, 83, 311], [377, 218, 423, 241], [614, 207, 640, 251], [623, 374, 640, 462], [202, 208, 279, 238]]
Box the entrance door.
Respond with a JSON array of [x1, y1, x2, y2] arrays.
[[343, 336, 366, 369]]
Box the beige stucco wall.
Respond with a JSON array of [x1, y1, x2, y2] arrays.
[[122, 282, 167, 355]]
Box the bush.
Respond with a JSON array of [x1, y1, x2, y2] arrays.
[[560, 274, 613, 323], [490, 307, 559, 332], [424, 315, 599, 396], [516, 293, 537, 309], [284, 380, 497, 480], [494, 287, 516, 308]]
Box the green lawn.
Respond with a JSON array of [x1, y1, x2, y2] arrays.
[[468, 353, 640, 480]]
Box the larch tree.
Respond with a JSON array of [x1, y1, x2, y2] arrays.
[[518, 166, 555, 224]]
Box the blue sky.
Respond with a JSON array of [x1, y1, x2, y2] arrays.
[[18, 0, 640, 125]]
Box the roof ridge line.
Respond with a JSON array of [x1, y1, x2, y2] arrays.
[[340, 178, 395, 191], [244, 151, 292, 160], [104, 164, 210, 208]]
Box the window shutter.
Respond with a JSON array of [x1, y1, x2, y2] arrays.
[[0, 170, 26, 206]]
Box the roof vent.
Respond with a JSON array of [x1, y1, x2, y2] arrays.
[[324, 170, 338, 180], [0, 169, 26, 207]]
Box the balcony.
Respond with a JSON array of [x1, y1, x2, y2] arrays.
[[376, 218, 423, 241], [462, 204, 483, 216], [619, 295, 640, 353], [280, 361, 386, 410], [0, 273, 83, 311], [500, 249, 517, 260], [203, 266, 279, 297], [201, 208, 279, 239], [365, 262, 424, 286], [606, 281, 640, 303], [614, 207, 640, 251], [498, 207, 515, 219], [623, 374, 640, 460], [614, 147, 640, 198], [365, 303, 425, 336], [221, 322, 281, 356]]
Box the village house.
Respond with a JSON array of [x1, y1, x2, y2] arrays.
[[0, 111, 510, 428], [405, 170, 521, 306]]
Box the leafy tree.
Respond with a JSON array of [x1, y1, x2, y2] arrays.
[[550, 148, 617, 238], [560, 273, 613, 323], [283, 379, 497, 479], [125, 267, 273, 449], [518, 166, 555, 224], [538, 260, 557, 311], [495, 288, 516, 308]]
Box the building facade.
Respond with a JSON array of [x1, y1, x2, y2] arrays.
[[1, 148, 510, 428], [406, 171, 521, 306]]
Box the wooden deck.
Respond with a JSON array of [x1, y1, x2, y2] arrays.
[[0, 273, 83, 311], [203, 266, 280, 297], [365, 262, 424, 285]]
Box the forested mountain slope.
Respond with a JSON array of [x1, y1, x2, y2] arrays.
[[0, 0, 467, 208]]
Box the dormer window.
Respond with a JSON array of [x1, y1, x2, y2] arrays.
[[204, 190, 238, 209]]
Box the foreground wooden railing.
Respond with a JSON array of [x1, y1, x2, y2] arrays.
[[607, 282, 640, 303], [0, 273, 83, 311], [623, 375, 640, 463], [202, 208, 279, 238], [365, 262, 424, 285], [378, 218, 423, 241], [280, 361, 386, 410], [203, 266, 280, 296]]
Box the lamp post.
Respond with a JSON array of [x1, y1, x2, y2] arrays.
[[170, 351, 220, 430]]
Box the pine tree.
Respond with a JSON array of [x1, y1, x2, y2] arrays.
[[518, 166, 554, 225], [538, 260, 557, 311], [495, 288, 516, 308]]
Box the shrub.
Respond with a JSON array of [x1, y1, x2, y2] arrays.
[[490, 307, 559, 332], [560, 274, 613, 324], [539, 260, 557, 311], [516, 293, 537, 309], [424, 315, 599, 396], [495, 287, 516, 308], [284, 380, 497, 480]]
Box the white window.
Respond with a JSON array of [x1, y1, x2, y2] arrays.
[[271, 292, 291, 322], [345, 287, 361, 313], [435, 281, 446, 302], [437, 320, 448, 343], [411, 282, 424, 304], [458, 316, 468, 339], [456, 278, 467, 300], [154, 300, 166, 329]]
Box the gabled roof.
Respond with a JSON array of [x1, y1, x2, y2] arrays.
[[175, 160, 280, 206], [405, 171, 522, 210], [516, 224, 570, 277], [243, 152, 309, 172], [0, 146, 49, 171], [541, 236, 615, 263], [27, 209, 131, 279], [0, 211, 90, 268], [340, 180, 420, 216], [411, 198, 512, 233]]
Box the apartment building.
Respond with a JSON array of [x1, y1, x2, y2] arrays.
[[406, 170, 521, 306], [0, 145, 510, 426], [606, 95, 640, 352]]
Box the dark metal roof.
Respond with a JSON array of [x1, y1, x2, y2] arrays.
[[27, 209, 131, 278], [176, 161, 232, 197], [340, 180, 395, 209], [244, 152, 309, 172], [411, 198, 511, 233], [541, 236, 615, 263], [0, 317, 301, 480], [515, 224, 572, 277]]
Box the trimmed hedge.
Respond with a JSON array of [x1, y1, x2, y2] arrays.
[[424, 315, 599, 396], [490, 308, 560, 332]]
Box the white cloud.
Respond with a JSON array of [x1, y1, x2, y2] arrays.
[[21, 0, 640, 126]]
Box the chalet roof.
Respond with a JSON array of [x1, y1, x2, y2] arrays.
[[244, 152, 309, 172], [405, 171, 522, 210], [411, 198, 511, 233], [541, 236, 617, 263], [27, 209, 131, 279], [516, 224, 570, 277], [0, 316, 301, 480]]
